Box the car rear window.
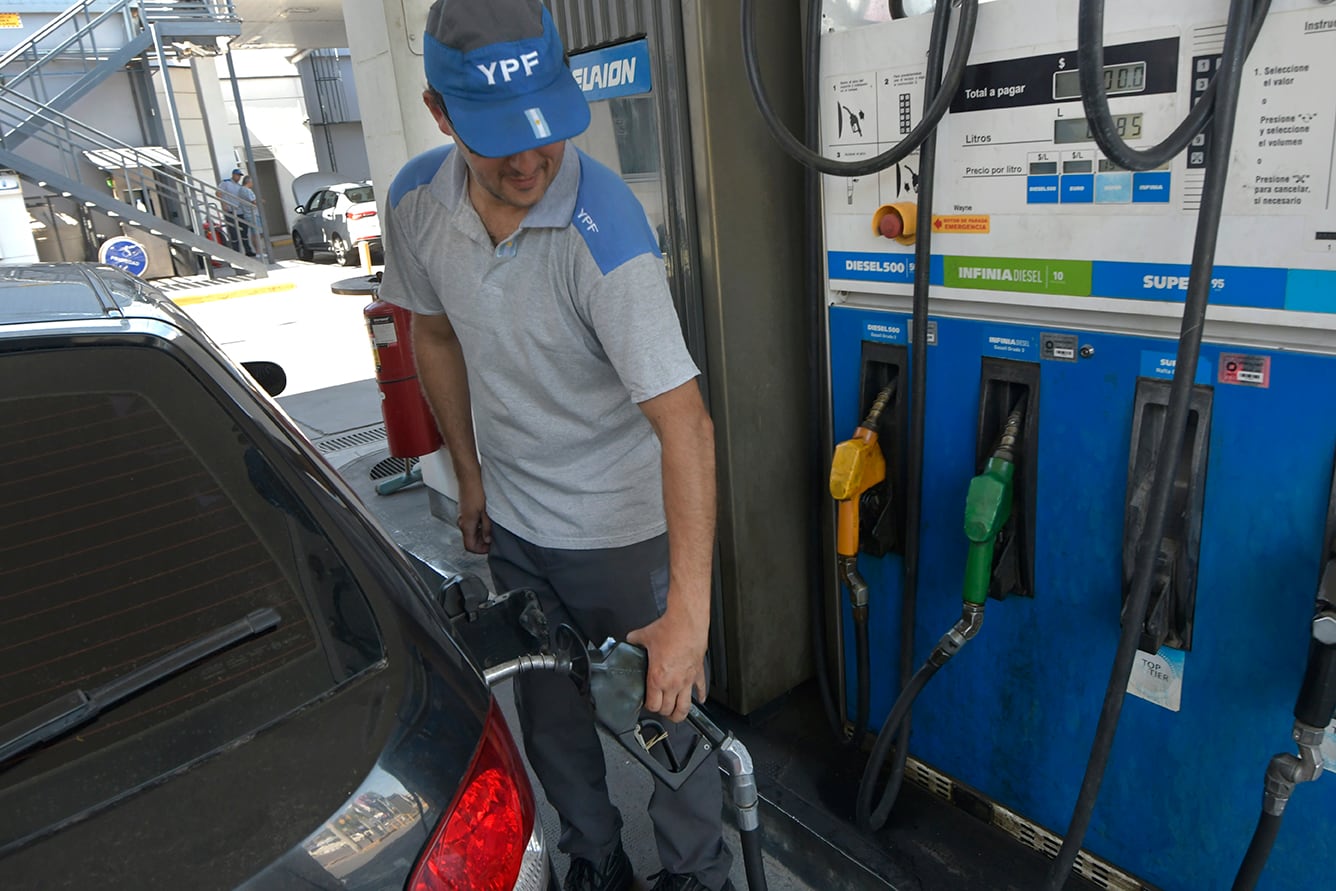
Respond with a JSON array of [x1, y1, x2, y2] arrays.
[[345, 186, 374, 204], [0, 343, 384, 846]]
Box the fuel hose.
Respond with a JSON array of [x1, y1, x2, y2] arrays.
[[741, 0, 978, 177], [801, 0, 849, 748], [855, 0, 955, 826], [857, 409, 1023, 831], [1076, 0, 1271, 170], [1042, 0, 1259, 886], [1231, 812, 1283, 891]]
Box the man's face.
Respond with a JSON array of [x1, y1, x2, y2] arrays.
[[424, 92, 564, 211]]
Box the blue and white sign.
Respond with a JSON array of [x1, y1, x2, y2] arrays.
[[570, 38, 652, 102], [98, 236, 149, 277], [1139, 351, 1213, 385]]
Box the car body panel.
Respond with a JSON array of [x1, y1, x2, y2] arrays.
[[0, 265, 539, 889]]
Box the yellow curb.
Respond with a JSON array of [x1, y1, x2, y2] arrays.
[[172, 280, 297, 306]]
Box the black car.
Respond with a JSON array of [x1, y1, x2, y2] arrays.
[[0, 264, 550, 890]]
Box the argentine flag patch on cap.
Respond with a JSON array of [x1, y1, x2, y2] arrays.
[[525, 107, 552, 140]]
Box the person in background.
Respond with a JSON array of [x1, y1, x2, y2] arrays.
[[378, 1, 733, 890], [239, 175, 260, 259], [215, 167, 246, 253]]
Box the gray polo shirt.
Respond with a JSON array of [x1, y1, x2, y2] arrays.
[[380, 144, 699, 549]]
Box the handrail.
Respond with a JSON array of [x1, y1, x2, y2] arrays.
[[0, 1, 238, 101], [0, 0, 260, 268], [0, 2, 137, 102], [0, 1, 116, 71], [0, 89, 258, 245], [140, 2, 239, 24]]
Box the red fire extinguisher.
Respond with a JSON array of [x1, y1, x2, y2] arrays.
[[363, 298, 443, 460]]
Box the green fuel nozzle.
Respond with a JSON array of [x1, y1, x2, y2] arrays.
[[962, 408, 1024, 607]]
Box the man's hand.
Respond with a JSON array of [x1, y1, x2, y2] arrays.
[[626, 605, 707, 723], [457, 473, 491, 554]]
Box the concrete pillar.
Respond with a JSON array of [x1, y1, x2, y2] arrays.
[[0, 170, 39, 264], [341, 0, 448, 213]]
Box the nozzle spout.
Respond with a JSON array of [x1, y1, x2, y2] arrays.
[[838, 555, 871, 620]]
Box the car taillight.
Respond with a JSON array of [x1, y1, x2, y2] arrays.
[[347, 209, 377, 220], [409, 700, 536, 891]]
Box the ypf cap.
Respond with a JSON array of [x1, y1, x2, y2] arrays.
[[423, 0, 590, 158]]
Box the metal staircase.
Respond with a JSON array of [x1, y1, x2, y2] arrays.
[[0, 1, 265, 276]]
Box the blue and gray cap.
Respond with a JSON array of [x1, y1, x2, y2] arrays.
[[424, 0, 590, 158]]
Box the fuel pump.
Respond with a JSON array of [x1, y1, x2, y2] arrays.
[[762, 0, 1336, 887]]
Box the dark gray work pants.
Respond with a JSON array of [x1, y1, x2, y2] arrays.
[[489, 523, 732, 889]]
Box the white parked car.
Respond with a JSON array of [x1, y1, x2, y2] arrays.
[[291, 181, 380, 266]]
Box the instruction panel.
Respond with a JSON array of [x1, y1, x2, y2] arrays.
[[820, 1, 1336, 319]]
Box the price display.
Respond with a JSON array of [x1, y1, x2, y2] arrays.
[[1053, 61, 1147, 100]]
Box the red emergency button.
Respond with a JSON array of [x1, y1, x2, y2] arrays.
[[872, 202, 918, 245]]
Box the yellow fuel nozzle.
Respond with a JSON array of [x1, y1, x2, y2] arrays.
[[830, 383, 896, 558], [830, 430, 885, 503], [831, 431, 884, 558]]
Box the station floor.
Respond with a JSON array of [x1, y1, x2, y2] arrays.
[[280, 395, 1109, 891]]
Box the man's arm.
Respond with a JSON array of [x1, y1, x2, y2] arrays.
[[411, 312, 491, 553], [625, 378, 716, 723]]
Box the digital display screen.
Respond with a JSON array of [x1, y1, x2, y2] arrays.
[[1054, 113, 1143, 144], [1053, 61, 1147, 100]]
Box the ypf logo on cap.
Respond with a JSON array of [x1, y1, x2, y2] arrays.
[[475, 51, 542, 86], [423, 0, 590, 157]]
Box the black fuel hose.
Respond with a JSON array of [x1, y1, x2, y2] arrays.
[[856, 658, 942, 830], [741, 0, 977, 177], [741, 822, 768, 891], [850, 616, 871, 746], [1077, 0, 1271, 170], [801, 0, 864, 749], [852, 0, 952, 831], [1230, 812, 1282, 891], [1041, 1, 1258, 886]]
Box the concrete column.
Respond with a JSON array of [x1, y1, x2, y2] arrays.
[[0, 170, 39, 264], [341, 0, 448, 213]]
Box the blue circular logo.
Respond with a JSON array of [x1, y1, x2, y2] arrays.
[[98, 236, 149, 277]]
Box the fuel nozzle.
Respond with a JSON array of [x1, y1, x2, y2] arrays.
[[962, 407, 1023, 607], [1253, 593, 1336, 820], [830, 381, 897, 618], [1294, 593, 1336, 733], [926, 408, 1024, 665]]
